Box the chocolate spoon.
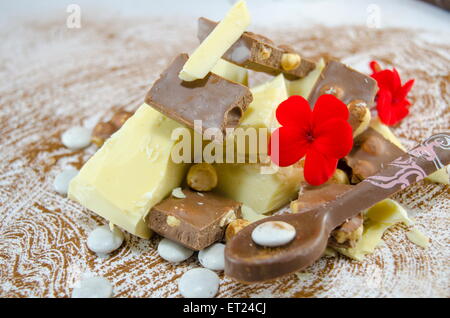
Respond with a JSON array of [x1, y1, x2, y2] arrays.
[[225, 133, 450, 283]]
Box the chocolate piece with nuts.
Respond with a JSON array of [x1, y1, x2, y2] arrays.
[[145, 54, 252, 135], [291, 183, 363, 248], [225, 219, 250, 242], [197, 17, 315, 80], [345, 127, 405, 183], [308, 60, 377, 136], [148, 188, 242, 250], [329, 213, 364, 248]]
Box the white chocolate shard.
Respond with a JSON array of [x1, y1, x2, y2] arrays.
[[178, 0, 251, 81]]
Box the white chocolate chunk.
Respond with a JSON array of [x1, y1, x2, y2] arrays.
[[241, 74, 287, 131], [406, 228, 430, 248], [53, 168, 79, 195], [178, 0, 251, 81], [72, 276, 113, 298], [211, 59, 248, 85], [251, 221, 296, 247], [241, 205, 267, 223], [87, 225, 124, 255], [158, 238, 194, 263], [61, 126, 92, 150], [288, 58, 325, 98], [68, 104, 189, 239], [179, 268, 220, 298], [214, 163, 303, 214], [333, 199, 413, 260], [198, 243, 225, 271]]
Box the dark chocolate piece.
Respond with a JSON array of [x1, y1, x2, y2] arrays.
[[197, 17, 315, 80], [148, 188, 242, 251], [225, 133, 450, 283], [307, 60, 378, 109], [345, 127, 405, 183], [145, 54, 252, 135]]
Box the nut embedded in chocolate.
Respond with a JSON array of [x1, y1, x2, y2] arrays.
[[348, 99, 371, 137], [225, 219, 250, 242], [345, 127, 405, 183], [197, 17, 315, 80], [308, 60, 377, 108]]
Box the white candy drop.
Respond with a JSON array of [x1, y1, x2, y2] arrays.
[[251, 221, 296, 247], [198, 243, 225, 271], [72, 276, 113, 298], [157, 238, 194, 263], [61, 126, 91, 150], [53, 169, 79, 195], [179, 268, 220, 298], [87, 225, 124, 255]]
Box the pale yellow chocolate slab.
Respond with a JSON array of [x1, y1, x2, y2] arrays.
[[179, 0, 251, 81], [214, 163, 303, 214], [212, 59, 248, 85], [68, 104, 189, 238], [334, 199, 413, 260]]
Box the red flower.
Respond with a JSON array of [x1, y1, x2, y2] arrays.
[[269, 95, 353, 186], [370, 61, 415, 126]]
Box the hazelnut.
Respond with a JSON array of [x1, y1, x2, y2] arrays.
[[258, 45, 272, 60], [328, 169, 350, 185], [352, 159, 377, 182], [332, 223, 363, 246], [186, 163, 218, 192], [319, 84, 344, 99], [362, 135, 385, 155], [225, 219, 250, 242], [281, 53, 301, 71], [347, 100, 371, 137], [92, 121, 117, 147], [111, 110, 133, 129]]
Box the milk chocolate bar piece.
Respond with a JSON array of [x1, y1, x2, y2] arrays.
[[308, 60, 378, 135], [197, 17, 315, 80], [345, 127, 405, 183], [146, 54, 253, 134], [291, 184, 363, 248], [148, 189, 242, 250], [308, 60, 377, 106], [291, 183, 354, 214]]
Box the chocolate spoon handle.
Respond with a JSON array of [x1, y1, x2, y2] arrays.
[[327, 132, 450, 230], [225, 133, 450, 283]]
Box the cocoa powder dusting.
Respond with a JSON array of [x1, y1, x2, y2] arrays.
[[0, 16, 449, 298]]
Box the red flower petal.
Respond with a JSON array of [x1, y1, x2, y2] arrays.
[[397, 79, 415, 101], [392, 69, 402, 92], [313, 119, 353, 159], [269, 126, 309, 167], [372, 70, 396, 92], [303, 148, 338, 186], [276, 95, 312, 129], [369, 61, 381, 74], [312, 95, 349, 128]]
